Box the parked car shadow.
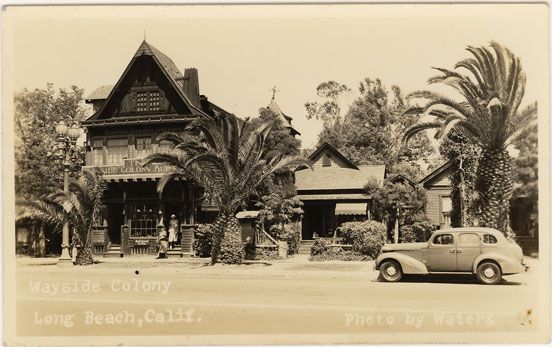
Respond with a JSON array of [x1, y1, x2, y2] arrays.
[[376, 273, 522, 285]]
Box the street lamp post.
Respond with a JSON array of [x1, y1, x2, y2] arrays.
[[55, 120, 83, 266]]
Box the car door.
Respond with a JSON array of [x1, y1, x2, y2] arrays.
[[427, 233, 457, 271], [456, 232, 482, 271]]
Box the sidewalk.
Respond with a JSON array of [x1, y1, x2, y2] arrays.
[[15, 255, 539, 282], [15, 254, 378, 280]]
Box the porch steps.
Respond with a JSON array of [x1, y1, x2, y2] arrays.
[[166, 247, 184, 258], [104, 245, 123, 258], [298, 240, 314, 255]]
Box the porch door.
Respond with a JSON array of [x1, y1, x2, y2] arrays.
[[107, 203, 123, 245], [302, 205, 323, 240]]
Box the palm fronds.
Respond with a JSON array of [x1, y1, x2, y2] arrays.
[[403, 41, 529, 151]]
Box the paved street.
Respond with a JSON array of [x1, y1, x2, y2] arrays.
[[14, 257, 543, 342]]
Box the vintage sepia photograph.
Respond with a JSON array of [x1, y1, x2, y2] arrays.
[[2, 3, 550, 345]]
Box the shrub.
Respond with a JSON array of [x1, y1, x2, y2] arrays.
[[338, 221, 386, 259], [411, 220, 435, 242], [310, 238, 328, 256], [219, 218, 245, 264], [282, 223, 301, 255], [399, 225, 417, 243], [245, 246, 280, 261], [193, 224, 213, 257]]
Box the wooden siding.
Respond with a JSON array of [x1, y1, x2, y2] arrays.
[[425, 186, 451, 226]]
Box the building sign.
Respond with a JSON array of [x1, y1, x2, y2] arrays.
[[85, 159, 174, 177], [103, 127, 183, 136], [134, 239, 152, 245]]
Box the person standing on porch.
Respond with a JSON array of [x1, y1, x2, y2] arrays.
[[168, 214, 178, 249], [156, 225, 169, 259]]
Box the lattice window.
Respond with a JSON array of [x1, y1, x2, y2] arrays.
[[106, 138, 128, 165], [149, 91, 160, 111], [136, 92, 148, 112]]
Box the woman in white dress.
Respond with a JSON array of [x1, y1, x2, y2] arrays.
[[168, 214, 178, 249]]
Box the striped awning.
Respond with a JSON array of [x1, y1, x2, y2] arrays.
[[335, 203, 367, 216]]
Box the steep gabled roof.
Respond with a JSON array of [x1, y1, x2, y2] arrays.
[[419, 160, 454, 188], [267, 98, 300, 136], [308, 142, 358, 170], [390, 174, 417, 187], [84, 40, 208, 124]]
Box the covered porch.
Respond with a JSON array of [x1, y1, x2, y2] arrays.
[[300, 200, 369, 240]]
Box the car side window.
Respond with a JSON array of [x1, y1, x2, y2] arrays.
[[483, 234, 498, 244], [432, 234, 454, 245], [458, 233, 480, 246]]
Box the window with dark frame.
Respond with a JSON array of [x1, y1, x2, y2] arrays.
[[92, 139, 104, 166], [106, 138, 128, 165], [322, 155, 332, 167], [135, 137, 152, 157]]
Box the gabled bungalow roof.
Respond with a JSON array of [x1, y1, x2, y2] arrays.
[[308, 142, 358, 170], [295, 165, 385, 191], [419, 160, 454, 188]]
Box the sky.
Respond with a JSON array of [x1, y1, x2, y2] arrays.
[[4, 4, 548, 149]]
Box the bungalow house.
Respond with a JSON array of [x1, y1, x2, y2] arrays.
[[295, 142, 385, 240], [419, 161, 454, 229], [420, 161, 538, 255]]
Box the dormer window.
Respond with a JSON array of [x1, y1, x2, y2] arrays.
[[322, 155, 332, 167]]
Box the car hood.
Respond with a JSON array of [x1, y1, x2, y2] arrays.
[[381, 242, 428, 252]]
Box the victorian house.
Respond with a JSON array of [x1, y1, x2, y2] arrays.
[[82, 40, 233, 257]]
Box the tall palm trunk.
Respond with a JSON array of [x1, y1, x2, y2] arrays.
[[210, 210, 244, 265], [75, 226, 94, 265], [210, 212, 228, 264], [476, 149, 514, 236]]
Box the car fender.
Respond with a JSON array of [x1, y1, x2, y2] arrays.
[[376, 252, 428, 274], [472, 252, 523, 274]]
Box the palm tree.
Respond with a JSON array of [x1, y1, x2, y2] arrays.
[[403, 42, 537, 236], [17, 170, 106, 265], [143, 113, 310, 264]]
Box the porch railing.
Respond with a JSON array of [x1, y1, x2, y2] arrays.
[[254, 224, 278, 246]]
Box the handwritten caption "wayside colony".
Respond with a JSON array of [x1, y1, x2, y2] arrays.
[[29, 279, 171, 295]]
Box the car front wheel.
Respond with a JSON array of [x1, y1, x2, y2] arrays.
[[476, 261, 502, 285], [380, 260, 403, 282]]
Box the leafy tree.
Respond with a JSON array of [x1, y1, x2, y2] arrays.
[[310, 78, 435, 172], [364, 177, 426, 240], [14, 84, 86, 256], [17, 170, 106, 265], [251, 107, 301, 158], [305, 81, 350, 127], [251, 107, 302, 199], [404, 42, 537, 236], [143, 114, 310, 264]]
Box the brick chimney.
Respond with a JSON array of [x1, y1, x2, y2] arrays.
[[182, 68, 200, 108]]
